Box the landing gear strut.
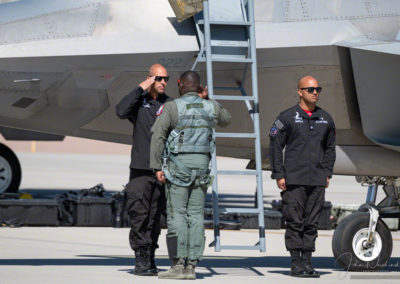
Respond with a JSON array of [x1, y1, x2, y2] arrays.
[[332, 177, 400, 271]]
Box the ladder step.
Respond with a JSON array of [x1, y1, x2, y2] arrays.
[[215, 132, 256, 138], [213, 95, 254, 101], [219, 245, 261, 250], [217, 170, 257, 175], [197, 54, 253, 63], [211, 40, 248, 48], [197, 20, 252, 26], [219, 208, 262, 214]]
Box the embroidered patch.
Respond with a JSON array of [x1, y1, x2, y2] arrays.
[[274, 119, 285, 130], [269, 126, 278, 137], [294, 111, 303, 123], [142, 98, 150, 108], [156, 105, 165, 116]]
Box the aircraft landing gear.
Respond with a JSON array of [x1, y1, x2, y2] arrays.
[[332, 176, 400, 271], [0, 143, 21, 193]]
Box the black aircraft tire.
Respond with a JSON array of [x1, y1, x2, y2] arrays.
[[332, 212, 392, 271], [0, 144, 21, 193]]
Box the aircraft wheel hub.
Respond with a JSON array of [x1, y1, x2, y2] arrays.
[[0, 156, 12, 192], [352, 228, 382, 262]]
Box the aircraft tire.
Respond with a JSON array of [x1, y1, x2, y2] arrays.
[[0, 143, 21, 193], [332, 211, 392, 271]]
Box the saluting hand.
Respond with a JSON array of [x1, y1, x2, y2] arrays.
[[198, 85, 209, 100], [277, 178, 286, 191], [156, 171, 166, 183], [139, 76, 156, 92]]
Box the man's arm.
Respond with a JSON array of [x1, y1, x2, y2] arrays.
[[213, 101, 231, 127], [115, 87, 144, 120], [322, 119, 336, 179], [115, 76, 156, 120], [149, 102, 178, 171], [268, 116, 288, 180]]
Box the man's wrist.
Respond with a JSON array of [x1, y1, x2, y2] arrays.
[[137, 86, 144, 95]]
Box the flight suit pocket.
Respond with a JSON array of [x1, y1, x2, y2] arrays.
[[126, 183, 144, 214]]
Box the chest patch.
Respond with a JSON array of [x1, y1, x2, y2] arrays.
[[142, 98, 150, 108], [156, 105, 165, 116], [294, 112, 303, 123], [315, 116, 328, 124]]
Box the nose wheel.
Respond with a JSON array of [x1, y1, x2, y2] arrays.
[[0, 144, 21, 193], [332, 212, 392, 271]]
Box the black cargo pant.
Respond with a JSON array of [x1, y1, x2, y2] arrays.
[[127, 169, 165, 251], [281, 185, 325, 251]]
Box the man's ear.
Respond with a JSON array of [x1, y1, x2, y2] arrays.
[[297, 89, 302, 97]]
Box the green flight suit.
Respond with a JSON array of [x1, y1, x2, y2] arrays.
[[150, 92, 231, 261]]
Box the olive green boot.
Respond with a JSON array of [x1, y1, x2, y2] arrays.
[[158, 258, 186, 279], [183, 259, 197, 280]]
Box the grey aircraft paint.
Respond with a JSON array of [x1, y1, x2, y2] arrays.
[[0, 0, 399, 176]]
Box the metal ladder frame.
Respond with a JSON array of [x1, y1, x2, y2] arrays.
[[191, 0, 265, 252]]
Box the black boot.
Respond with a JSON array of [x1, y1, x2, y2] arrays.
[[302, 250, 320, 278], [134, 247, 157, 276], [289, 249, 308, 277], [149, 247, 158, 274]]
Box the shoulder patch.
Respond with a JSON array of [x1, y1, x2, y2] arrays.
[[156, 105, 165, 116], [274, 119, 285, 130], [269, 126, 278, 137]]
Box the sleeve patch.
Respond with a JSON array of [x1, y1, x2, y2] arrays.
[[274, 119, 285, 130], [269, 126, 278, 137], [156, 105, 165, 116]]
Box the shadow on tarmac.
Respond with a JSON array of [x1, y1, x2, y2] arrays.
[[1, 255, 399, 271]]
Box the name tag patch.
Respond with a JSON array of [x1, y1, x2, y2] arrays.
[[315, 117, 328, 124]]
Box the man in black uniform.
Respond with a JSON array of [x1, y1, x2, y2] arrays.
[[115, 64, 172, 276], [269, 76, 336, 278]]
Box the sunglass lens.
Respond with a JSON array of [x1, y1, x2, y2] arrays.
[[155, 76, 169, 82], [307, 87, 322, 93]]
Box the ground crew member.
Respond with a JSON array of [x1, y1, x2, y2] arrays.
[[269, 76, 336, 278], [150, 71, 231, 280], [115, 64, 172, 276]]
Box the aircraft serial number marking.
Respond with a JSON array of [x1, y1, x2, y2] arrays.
[[158, 58, 183, 68]]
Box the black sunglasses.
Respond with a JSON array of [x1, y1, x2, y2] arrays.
[[154, 76, 169, 82], [300, 87, 322, 94]]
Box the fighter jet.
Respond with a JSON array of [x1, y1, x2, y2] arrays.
[[0, 0, 399, 271]]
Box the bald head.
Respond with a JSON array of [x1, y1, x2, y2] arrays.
[[179, 71, 200, 95], [298, 75, 318, 89], [148, 64, 167, 76]]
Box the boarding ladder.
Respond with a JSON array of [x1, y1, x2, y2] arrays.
[[191, 0, 265, 252]]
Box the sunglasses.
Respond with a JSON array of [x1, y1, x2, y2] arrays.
[[154, 76, 169, 82], [300, 87, 322, 94]]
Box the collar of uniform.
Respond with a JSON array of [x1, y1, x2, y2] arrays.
[[181, 91, 199, 98], [144, 92, 168, 103], [295, 104, 321, 119]]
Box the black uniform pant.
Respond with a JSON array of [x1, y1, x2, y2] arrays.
[[126, 169, 165, 251], [281, 185, 325, 251]]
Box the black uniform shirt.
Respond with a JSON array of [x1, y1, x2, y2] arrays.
[[268, 104, 336, 186], [115, 87, 172, 170]]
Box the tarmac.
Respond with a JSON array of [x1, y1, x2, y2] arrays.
[[0, 152, 399, 283]]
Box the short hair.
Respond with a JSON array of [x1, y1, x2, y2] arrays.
[[180, 71, 200, 87]]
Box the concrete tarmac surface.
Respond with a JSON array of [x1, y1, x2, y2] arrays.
[[0, 227, 399, 284], [0, 152, 399, 283]]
